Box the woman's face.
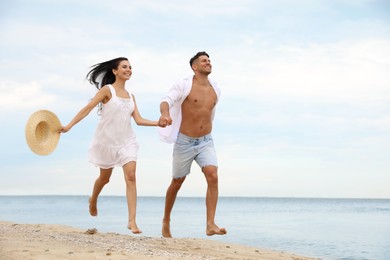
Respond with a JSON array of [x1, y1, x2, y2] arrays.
[[113, 60, 132, 81]]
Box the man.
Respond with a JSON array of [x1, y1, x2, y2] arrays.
[[158, 51, 227, 237]]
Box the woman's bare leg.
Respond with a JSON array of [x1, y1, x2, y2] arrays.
[[123, 161, 141, 234], [89, 168, 113, 216]]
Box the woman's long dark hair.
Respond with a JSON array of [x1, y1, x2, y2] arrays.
[[86, 57, 128, 114], [86, 57, 128, 90]]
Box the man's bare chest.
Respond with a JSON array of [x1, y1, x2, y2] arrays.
[[185, 87, 217, 109]]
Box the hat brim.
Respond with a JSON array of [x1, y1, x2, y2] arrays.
[[25, 110, 62, 155]]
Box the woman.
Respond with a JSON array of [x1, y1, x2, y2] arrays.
[[59, 57, 159, 234]]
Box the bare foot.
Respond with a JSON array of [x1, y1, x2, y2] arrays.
[[127, 221, 142, 234], [206, 224, 227, 236], [89, 197, 97, 216], [162, 220, 172, 238], [127, 226, 142, 234]]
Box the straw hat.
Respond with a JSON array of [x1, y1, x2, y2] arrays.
[[25, 110, 62, 155]]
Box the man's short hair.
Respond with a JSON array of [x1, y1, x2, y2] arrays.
[[189, 51, 209, 67]]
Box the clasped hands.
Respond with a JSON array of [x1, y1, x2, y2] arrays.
[[158, 115, 172, 128]]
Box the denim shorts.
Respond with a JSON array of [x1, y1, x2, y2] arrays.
[[172, 132, 218, 179]]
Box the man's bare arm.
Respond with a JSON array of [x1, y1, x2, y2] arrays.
[[158, 101, 173, 127]]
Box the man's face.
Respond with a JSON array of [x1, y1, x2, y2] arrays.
[[194, 55, 212, 75]]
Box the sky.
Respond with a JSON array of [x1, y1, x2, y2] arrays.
[[0, 0, 389, 198]]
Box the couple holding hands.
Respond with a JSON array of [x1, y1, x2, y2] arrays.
[[58, 52, 227, 238]]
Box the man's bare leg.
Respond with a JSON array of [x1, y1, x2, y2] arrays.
[[203, 166, 227, 236], [162, 177, 186, 238], [89, 168, 113, 216]]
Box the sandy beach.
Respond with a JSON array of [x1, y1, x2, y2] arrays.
[[0, 221, 319, 260]]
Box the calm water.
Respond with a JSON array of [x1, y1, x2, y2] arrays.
[[0, 196, 389, 260]]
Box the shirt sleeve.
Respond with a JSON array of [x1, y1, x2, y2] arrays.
[[161, 81, 183, 108], [158, 78, 188, 143]]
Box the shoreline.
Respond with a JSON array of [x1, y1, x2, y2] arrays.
[[0, 221, 319, 259]]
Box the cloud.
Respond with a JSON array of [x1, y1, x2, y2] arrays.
[[215, 38, 390, 104], [1, 81, 57, 110], [1, 0, 389, 198]]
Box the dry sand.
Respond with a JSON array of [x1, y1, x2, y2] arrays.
[[0, 221, 319, 260]]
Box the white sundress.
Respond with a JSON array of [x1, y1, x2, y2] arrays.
[[88, 84, 138, 169]]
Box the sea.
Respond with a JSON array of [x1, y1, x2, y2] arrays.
[[0, 196, 389, 260]]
